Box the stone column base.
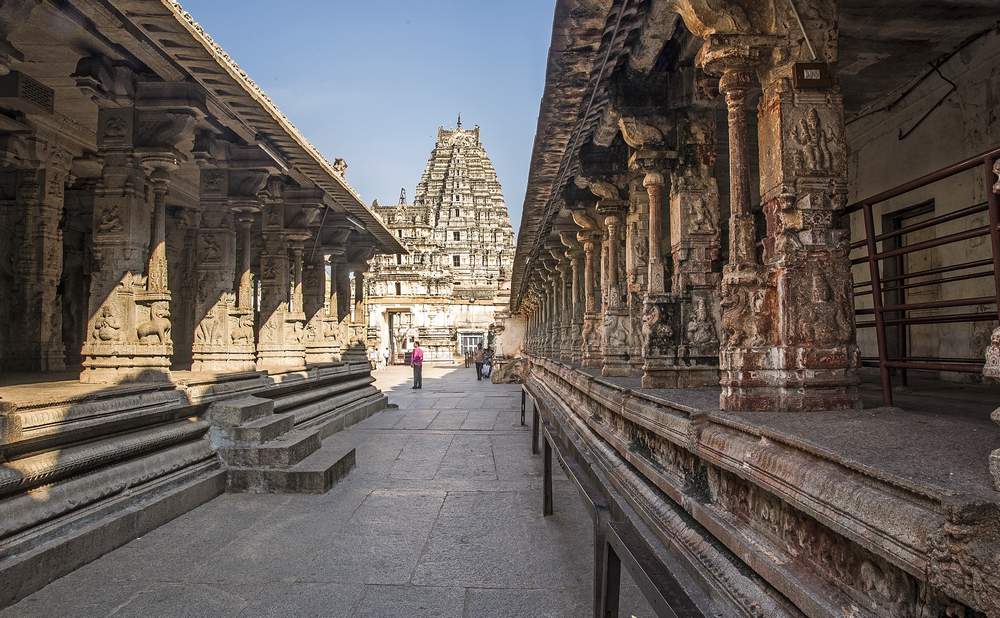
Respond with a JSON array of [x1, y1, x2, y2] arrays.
[[191, 346, 257, 373], [720, 347, 860, 412], [305, 343, 342, 364], [256, 346, 306, 373], [80, 344, 172, 384], [642, 364, 719, 389]]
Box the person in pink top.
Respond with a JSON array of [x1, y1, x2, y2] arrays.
[[410, 341, 424, 389]]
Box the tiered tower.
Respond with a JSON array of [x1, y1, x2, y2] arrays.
[[368, 118, 516, 361]]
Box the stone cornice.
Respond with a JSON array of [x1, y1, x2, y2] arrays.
[[94, 0, 405, 255]]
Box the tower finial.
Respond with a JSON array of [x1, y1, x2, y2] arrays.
[[399, 187, 406, 204], [457, 113, 462, 129]]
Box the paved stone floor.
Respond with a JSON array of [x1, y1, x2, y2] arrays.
[[4, 364, 650, 617]]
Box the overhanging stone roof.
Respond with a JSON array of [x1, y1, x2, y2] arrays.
[[106, 0, 405, 255], [510, 0, 641, 312]]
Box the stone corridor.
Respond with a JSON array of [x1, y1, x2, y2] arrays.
[[2, 364, 649, 617]]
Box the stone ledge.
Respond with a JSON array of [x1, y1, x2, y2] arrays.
[[525, 355, 998, 615]]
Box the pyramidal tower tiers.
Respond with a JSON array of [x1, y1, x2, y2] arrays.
[[367, 119, 516, 362]]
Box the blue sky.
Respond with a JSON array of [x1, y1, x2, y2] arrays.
[[182, 0, 556, 234]]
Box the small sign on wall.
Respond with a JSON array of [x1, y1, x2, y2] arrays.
[[793, 62, 833, 90]]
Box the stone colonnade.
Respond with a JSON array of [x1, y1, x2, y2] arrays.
[[0, 86, 376, 384], [522, 0, 859, 412]]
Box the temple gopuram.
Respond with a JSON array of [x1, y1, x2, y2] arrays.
[[367, 120, 516, 363], [503, 0, 1000, 616]]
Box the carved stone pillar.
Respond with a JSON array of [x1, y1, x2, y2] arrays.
[[599, 201, 629, 377], [326, 247, 348, 361], [191, 168, 254, 373], [81, 102, 199, 383], [701, 20, 860, 410], [6, 134, 73, 371], [561, 232, 584, 364], [256, 179, 305, 373], [579, 232, 602, 368], [625, 177, 649, 376], [560, 255, 574, 362]]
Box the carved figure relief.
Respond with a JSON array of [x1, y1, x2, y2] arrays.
[[792, 108, 837, 175], [603, 312, 629, 350], [194, 306, 223, 344], [137, 302, 171, 344], [686, 297, 717, 347], [200, 233, 222, 263], [97, 204, 123, 234], [103, 115, 127, 140], [721, 283, 769, 348], [92, 305, 121, 341], [642, 303, 674, 357], [231, 314, 254, 345], [690, 195, 715, 233], [797, 268, 850, 347]]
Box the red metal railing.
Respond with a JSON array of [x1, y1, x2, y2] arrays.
[[845, 146, 1000, 406]]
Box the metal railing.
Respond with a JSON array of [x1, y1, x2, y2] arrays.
[[845, 146, 1000, 406]]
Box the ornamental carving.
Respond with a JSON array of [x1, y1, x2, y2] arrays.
[[199, 233, 222, 263], [795, 266, 851, 347], [720, 281, 770, 348], [136, 301, 171, 344], [792, 108, 841, 176], [686, 297, 718, 347], [96, 204, 123, 234], [92, 305, 121, 341], [231, 314, 254, 344], [983, 327, 1000, 379], [642, 303, 674, 357]]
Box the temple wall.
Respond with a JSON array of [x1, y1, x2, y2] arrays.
[[846, 30, 1000, 379], [367, 298, 501, 362]]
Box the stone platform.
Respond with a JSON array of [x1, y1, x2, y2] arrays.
[[526, 356, 1000, 616], [0, 361, 386, 608], [2, 365, 651, 617]]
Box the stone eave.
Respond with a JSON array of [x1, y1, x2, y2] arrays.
[[104, 0, 406, 255], [510, 0, 640, 312]]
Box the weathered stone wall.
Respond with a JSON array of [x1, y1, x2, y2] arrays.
[[847, 30, 1000, 380]]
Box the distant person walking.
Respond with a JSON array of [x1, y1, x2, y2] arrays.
[[367, 347, 378, 371], [473, 344, 485, 381], [411, 341, 424, 389]]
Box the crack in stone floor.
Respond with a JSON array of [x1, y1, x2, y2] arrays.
[[2, 364, 651, 617]]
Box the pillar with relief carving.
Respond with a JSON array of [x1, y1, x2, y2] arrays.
[[599, 201, 630, 377], [6, 134, 73, 372], [81, 100, 200, 383], [701, 20, 859, 411]]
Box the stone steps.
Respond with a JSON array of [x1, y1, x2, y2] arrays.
[[230, 412, 296, 444], [219, 427, 321, 467], [207, 379, 384, 493], [226, 441, 356, 494]]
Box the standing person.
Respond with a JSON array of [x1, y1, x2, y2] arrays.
[[411, 340, 424, 389], [473, 344, 485, 381], [367, 346, 378, 371]]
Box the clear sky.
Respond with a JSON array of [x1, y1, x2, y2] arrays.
[[181, 0, 556, 234]]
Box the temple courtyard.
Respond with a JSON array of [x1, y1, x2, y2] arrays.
[[1, 364, 648, 617]]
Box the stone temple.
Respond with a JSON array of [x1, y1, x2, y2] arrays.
[[366, 119, 516, 362], [2, 0, 1000, 616]]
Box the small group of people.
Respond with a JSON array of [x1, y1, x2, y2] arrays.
[[366, 346, 389, 371], [471, 344, 493, 381]]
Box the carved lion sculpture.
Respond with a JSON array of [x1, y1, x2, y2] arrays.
[[137, 303, 171, 344], [231, 315, 253, 345]]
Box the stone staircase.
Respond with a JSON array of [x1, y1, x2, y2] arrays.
[[208, 396, 356, 493]]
